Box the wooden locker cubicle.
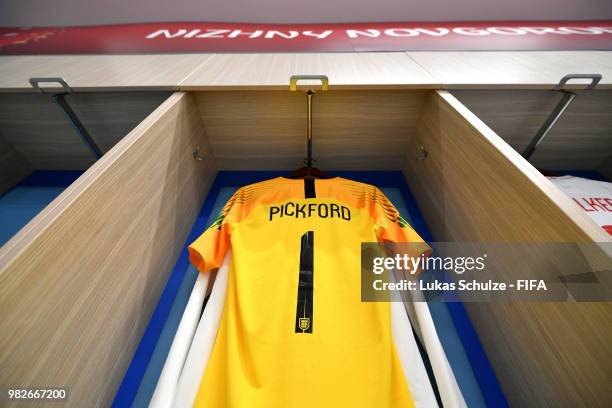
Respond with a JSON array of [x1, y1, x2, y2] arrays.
[[0, 52, 611, 407], [403, 89, 611, 407], [0, 91, 215, 407]]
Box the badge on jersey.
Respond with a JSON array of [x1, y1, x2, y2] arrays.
[[298, 318, 311, 331]]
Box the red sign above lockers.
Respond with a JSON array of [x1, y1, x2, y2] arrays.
[[1, 21, 611, 54]]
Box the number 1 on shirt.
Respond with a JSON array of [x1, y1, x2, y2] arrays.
[[295, 231, 314, 333]]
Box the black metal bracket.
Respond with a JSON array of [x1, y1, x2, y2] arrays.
[[29, 77, 103, 160], [522, 74, 602, 161], [554, 74, 601, 91]]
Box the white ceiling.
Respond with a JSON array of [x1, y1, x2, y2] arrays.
[[2, 0, 612, 27]]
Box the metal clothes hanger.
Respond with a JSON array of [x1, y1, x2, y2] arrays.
[[286, 75, 333, 179], [30, 77, 103, 159], [523, 73, 601, 177]]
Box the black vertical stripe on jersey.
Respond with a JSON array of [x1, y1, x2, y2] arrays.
[[296, 180, 314, 333], [295, 231, 314, 333], [304, 178, 316, 198]]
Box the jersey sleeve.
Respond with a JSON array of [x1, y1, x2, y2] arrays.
[[188, 190, 239, 274], [372, 188, 432, 258]]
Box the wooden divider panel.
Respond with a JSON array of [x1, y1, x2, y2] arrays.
[[403, 90, 612, 407], [0, 92, 216, 407]]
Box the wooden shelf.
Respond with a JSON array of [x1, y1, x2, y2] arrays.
[[0, 54, 211, 92], [1, 51, 611, 91], [179, 52, 439, 90], [408, 51, 612, 89]]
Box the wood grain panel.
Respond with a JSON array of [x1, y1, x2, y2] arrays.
[[0, 92, 170, 169], [403, 90, 611, 407], [0, 55, 211, 91], [0, 92, 216, 407], [195, 90, 428, 170], [1, 52, 609, 91], [180, 53, 439, 90], [408, 51, 612, 89], [451, 89, 612, 173], [0, 134, 32, 194]]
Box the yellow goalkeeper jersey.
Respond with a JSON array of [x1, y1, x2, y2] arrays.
[[188, 176, 431, 408]]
